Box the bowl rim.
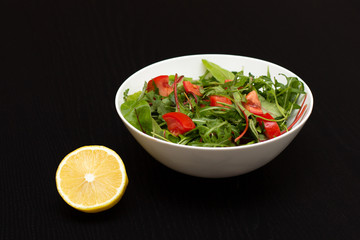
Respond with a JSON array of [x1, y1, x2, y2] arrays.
[[115, 54, 314, 151]]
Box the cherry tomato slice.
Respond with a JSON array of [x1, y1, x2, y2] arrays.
[[256, 113, 281, 139], [146, 75, 173, 97], [146, 79, 155, 92], [183, 81, 202, 96], [242, 91, 280, 139], [162, 112, 196, 136], [210, 96, 232, 108], [243, 90, 263, 115]]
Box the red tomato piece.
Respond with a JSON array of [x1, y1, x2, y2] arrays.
[[243, 90, 263, 115], [256, 113, 281, 139], [224, 79, 233, 90], [162, 112, 196, 136], [183, 81, 202, 96], [146, 75, 173, 97], [241, 90, 280, 139], [146, 79, 155, 92], [210, 96, 232, 108], [224, 79, 243, 90]]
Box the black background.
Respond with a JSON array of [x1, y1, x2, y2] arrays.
[[2, 0, 360, 239]]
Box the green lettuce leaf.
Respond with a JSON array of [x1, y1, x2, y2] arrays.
[[120, 91, 152, 134], [202, 59, 235, 83], [258, 94, 284, 118]]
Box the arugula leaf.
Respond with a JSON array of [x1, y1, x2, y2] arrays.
[[120, 91, 152, 134], [277, 74, 305, 110], [123, 89, 130, 102], [151, 118, 164, 136], [197, 119, 233, 146], [202, 59, 235, 83], [258, 94, 284, 118], [248, 118, 259, 142]]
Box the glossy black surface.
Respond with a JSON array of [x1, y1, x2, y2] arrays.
[[2, 0, 359, 239]]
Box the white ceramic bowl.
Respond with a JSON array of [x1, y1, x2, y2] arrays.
[[115, 54, 314, 178]]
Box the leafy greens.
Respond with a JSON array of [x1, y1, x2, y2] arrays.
[[120, 60, 306, 147]]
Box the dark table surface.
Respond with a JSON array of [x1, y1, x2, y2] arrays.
[[2, 0, 360, 239]]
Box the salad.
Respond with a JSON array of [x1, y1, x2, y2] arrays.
[[121, 59, 307, 147]]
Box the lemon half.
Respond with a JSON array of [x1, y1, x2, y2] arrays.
[[55, 146, 128, 213]]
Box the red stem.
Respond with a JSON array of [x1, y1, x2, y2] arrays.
[[235, 106, 249, 142], [281, 104, 308, 134], [295, 94, 307, 120], [173, 74, 184, 112], [280, 94, 308, 134], [183, 93, 193, 109], [191, 93, 198, 103], [134, 108, 145, 133]]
